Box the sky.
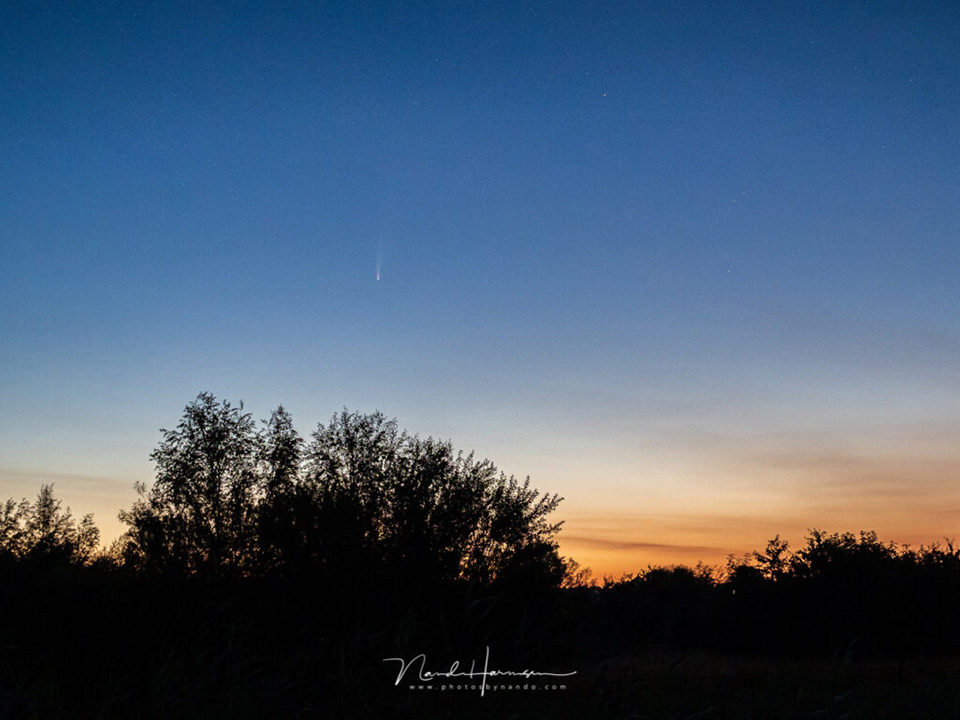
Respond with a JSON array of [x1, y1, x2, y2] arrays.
[[2, 0, 959, 578]]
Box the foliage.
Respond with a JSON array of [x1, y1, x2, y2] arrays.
[[120, 394, 568, 585], [0, 484, 99, 565], [119, 393, 261, 576], [269, 407, 566, 584]]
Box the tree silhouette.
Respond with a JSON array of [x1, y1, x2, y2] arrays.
[[120, 394, 568, 585], [259, 405, 302, 501], [284, 408, 566, 583], [0, 484, 99, 566], [120, 393, 261, 575], [753, 534, 790, 580], [255, 405, 303, 572]]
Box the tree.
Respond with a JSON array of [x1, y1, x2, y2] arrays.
[[259, 405, 302, 501], [0, 497, 29, 562], [121, 395, 570, 586], [256, 405, 303, 571], [299, 409, 566, 584], [0, 484, 99, 565], [789, 529, 898, 579], [120, 393, 261, 575], [752, 534, 790, 580]]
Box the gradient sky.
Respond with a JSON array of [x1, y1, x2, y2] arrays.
[[3, 1, 959, 577]]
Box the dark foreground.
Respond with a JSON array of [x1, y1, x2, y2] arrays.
[[4, 563, 960, 719]]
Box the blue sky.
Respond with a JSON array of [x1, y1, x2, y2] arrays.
[[3, 1, 959, 574]]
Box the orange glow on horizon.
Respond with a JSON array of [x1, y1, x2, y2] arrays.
[[558, 507, 960, 581]]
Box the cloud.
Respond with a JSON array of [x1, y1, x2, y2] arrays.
[[738, 443, 960, 517], [0, 466, 131, 496], [561, 535, 723, 555]]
